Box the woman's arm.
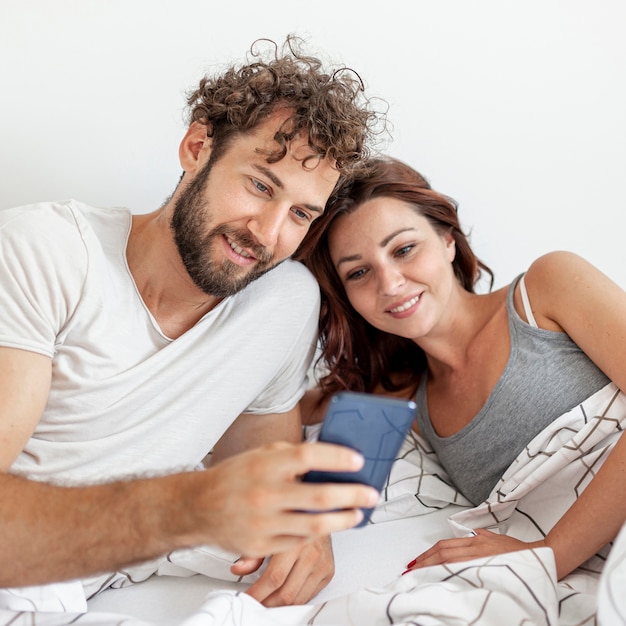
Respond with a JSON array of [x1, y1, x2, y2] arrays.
[[408, 251, 626, 579], [518, 251, 626, 577], [544, 426, 626, 578]]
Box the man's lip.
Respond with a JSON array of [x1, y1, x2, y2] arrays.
[[223, 235, 258, 265]]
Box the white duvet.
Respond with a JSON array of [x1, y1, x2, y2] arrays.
[[2, 382, 626, 625]]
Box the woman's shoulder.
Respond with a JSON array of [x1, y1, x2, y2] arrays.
[[525, 250, 590, 281], [519, 251, 597, 331]]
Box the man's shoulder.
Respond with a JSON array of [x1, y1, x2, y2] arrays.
[[228, 260, 320, 322], [269, 258, 317, 281], [251, 260, 319, 298], [0, 199, 128, 232], [1, 199, 72, 224], [0, 200, 83, 254], [1, 200, 131, 253]]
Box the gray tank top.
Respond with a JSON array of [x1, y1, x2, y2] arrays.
[[415, 273, 610, 505]]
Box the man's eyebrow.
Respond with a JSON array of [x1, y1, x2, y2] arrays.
[[336, 228, 418, 268], [253, 164, 283, 189], [253, 164, 323, 215]]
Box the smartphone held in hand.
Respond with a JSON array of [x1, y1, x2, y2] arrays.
[[303, 391, 417, 526]]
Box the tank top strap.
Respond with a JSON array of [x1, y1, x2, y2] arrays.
[[518, 273, 538, 328]]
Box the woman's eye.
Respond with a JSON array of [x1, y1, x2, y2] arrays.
[[346, 268, 366, 281], [396, 244, 415, 257]]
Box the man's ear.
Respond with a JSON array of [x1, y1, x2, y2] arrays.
[[179, 121, 212, 174]]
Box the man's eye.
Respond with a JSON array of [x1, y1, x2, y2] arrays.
[[253, 179, 270, 194], [292, 207, 310, 221]]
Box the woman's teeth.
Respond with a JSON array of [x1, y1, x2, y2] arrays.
[[390, 295, 420, 313]]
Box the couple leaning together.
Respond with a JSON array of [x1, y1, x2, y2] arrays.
[[1, 35, 624, 609]]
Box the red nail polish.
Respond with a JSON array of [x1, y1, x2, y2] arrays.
[[405, 558, 416, 568], [401, 568, 412, 576]]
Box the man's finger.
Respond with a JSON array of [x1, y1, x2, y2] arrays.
[[230, 556, 265, 577], [261, 442, 366, 478]]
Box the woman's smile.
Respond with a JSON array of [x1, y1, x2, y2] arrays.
[[386, 293, 422, 316]]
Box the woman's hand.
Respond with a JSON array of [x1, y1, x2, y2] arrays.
[[403, 528, 547, 574]]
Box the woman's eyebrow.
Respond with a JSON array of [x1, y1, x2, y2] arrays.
[[336, 253, 362, 268], [380, 227, 417, 247]]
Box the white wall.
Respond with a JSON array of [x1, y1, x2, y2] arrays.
[[2, 0, 625, 289]]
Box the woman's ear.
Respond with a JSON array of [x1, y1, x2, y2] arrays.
[[445, 231, 457, 263], [179, 121, 212, 174]]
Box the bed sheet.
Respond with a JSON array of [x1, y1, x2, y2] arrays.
[[2, 382, 625, 625], [86, 507, 462, 624]]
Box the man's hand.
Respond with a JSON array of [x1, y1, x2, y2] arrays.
[[231, 536, 334, 606], [187, 441, 379, 560]]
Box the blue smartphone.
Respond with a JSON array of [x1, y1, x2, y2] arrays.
[[303, 391, 417, 526]]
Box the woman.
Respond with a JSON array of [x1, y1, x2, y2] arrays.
[[295, 156, 626, 580]]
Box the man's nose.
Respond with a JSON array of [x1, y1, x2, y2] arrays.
[[247, 203, 286, 249]]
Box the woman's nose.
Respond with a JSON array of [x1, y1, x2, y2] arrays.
[[378, 265, 405, 296]]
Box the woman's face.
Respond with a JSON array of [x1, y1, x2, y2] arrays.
[[328, 196, 457, 340]]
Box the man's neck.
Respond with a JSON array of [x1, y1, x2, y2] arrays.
[[126, 210, 221, 339]]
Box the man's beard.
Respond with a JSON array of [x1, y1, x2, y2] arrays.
[[171, 159, 277, 298]]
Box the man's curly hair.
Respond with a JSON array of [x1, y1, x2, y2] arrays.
[[185, 35, 383, 175]]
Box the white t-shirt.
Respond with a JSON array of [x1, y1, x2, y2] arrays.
[[0, 200, 320, 483]]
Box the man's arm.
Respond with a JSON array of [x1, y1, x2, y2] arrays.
[[0, 347, 51, 470], [2, 470, 191, 586], [208, 407, 303, 466], [2, 439, 378, 587], [0, 347, 378, 588]]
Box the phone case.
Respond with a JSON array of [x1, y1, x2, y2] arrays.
[[303, 391, 417, 526]]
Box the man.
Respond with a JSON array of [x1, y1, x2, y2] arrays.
[[0, 36, 381, 608]]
